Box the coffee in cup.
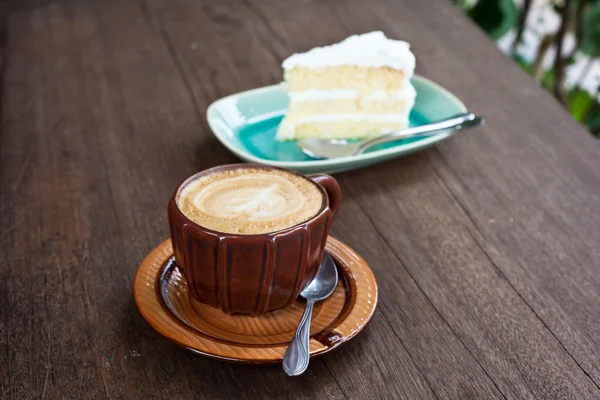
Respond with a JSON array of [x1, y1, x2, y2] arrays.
[[176, 167, 324, 235], [168, 164, 341, 316]]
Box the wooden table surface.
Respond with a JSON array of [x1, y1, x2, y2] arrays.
[[3, 0, 600, 399]]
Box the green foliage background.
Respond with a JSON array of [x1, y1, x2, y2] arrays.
[[454, 0, 600, 137]]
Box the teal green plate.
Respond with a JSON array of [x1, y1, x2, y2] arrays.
[[206, 75, 467, 174]]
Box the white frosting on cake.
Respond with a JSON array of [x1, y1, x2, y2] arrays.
[[282, 31, 415, 72], [289, 83, 417, 102]]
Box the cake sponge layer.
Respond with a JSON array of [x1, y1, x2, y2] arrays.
[[277, 119, 408, 140], [287, 98, 409, 115], [285, 66, 406, 92]]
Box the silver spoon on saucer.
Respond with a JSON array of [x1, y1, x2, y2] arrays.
[[297, 112, 484, 159], [282, 252, 338, 376]]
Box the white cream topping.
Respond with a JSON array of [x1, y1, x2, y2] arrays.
[[282, 31, 416, 72], [288, 83, 417, 103]]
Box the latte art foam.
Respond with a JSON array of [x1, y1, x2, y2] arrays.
[[177, 168, 324, 234]]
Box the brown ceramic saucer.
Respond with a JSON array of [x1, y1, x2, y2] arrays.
[[134, 237, 378, 364]]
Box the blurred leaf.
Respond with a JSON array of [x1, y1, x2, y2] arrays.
[[453, 0, 471, 10], [586, 101, 600, 129], [553, 4, 564, 14], [541, 69, 556, 92], [581, 5, 600, 55], [568, 88, 595, 121], [469, 0, 519, 40]]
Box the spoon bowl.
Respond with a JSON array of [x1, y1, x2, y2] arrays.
[[300, 253, 339, 301]]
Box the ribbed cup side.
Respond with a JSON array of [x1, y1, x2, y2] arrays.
[[169, 197, 334, 316]]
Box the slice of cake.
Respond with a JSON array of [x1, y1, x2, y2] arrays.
[[277, 31, 416, 141]]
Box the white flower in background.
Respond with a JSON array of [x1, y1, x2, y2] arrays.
[[513, 0, 565, 8], [565, 55, 600, 101]]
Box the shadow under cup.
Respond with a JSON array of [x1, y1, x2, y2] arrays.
[[168, 164, 341, 316]]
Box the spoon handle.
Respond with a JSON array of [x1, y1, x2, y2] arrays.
[[354, 113, 484, 155], [283, 299, 315, 376]]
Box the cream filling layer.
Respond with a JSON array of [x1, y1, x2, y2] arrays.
[[288, 85, 416, 103], [292, 113, 409, 124]]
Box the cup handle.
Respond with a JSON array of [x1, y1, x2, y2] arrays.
[[309, 174, 341, 221]]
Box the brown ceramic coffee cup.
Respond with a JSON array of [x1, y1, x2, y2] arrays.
[[168, 164, 341, 316]]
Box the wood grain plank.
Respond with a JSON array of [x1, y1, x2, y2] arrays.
[[363, 0, 600, 389], [3, 0, 600, 399], [0, 2, 341, 399], [144, 0, 514, 398], [336, 0, 600, 395], [210, 0, 600, 398], [339, 154, 600, 399], [141, 1, 447, 398], [324, 189, 507, 400]]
